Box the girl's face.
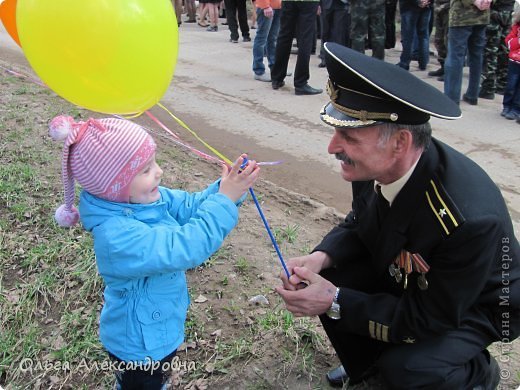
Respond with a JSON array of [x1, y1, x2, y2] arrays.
[[128, 154, 163, 204]]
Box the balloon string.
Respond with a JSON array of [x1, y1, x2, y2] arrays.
[[157, 102, 233, 165], [157, 103, 290, 279]]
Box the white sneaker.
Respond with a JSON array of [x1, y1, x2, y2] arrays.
[[254, 73, 271, 82]]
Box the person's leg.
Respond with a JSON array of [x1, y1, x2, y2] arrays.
[[480, 19, 500, 97], [349, 3, 368, 54], [185, 0, 196, 21], [398, 9, 417, 70], [319, 263, 391, 382], [271, 2, 297, 84], [502, 61, 518, 111], [384, 0, 398, 49], [417, 7, 432, 70], [378, 325, 496, 389], [464, 24, 487, 101], [444, 26, 471, 104], [236, 0, 251, 39], [319, 7, 332, 64], [224, 0, 239, 39], [207, 3, 220, 29], [293, 1, 320, 88], [198, 3, 209, 26], [266, 9, 282, 68], [367, 0, 386, 60], [330, 6, 348, 46], [252, 8, 272, 75]]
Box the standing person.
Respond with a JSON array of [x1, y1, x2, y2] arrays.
[[270, 0, 323, 94], [185, 0, 198, 23], [224, 0, 251, 42], [275, 43, 519, 389], [252, 0, 282, 81], [206, 0, 222, 31], [443, 0, 491, 105], [397, 0, 432, 71], [318, 0, 350, 68], [428, 0, 451, 79], [502, 8, 520, 120], [349, 0, 386, 59], [479, 0, 515, 100], [49, 115, 260, 389]]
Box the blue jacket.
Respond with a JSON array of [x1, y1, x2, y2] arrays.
[[79, 180, 239, 362]]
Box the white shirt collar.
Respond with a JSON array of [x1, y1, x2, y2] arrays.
[[374, 159, 420, 206]]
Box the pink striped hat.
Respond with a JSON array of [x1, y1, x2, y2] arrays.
[[49, 115, 156, 227]]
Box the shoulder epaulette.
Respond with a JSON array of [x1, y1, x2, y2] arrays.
[[425, 176, 465, 236]]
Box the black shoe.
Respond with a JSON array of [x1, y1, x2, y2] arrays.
[[295, 84, 323, 95], [479, 91, 495, 100], [326, 365, 349, 387], [318, 60, 326, 68], [272, 80, 285, 90], [463, 94, 478, 105], [242, 36, 251, 42], [473, 354, 500, 390], [428, 67, 444, 77]]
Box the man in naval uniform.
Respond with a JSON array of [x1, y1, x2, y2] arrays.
[[275, 42, 519, 389]]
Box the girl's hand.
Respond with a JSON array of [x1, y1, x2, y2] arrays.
[[219, 154, 260, 202]]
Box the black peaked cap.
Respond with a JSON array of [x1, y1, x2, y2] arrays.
[[320, 42, 462, 128]]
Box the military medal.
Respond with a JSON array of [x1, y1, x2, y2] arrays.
[[411, 253, 430, 291], [392, 251, 431, 290]]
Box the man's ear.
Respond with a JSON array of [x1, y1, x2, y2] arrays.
[[392, 129, 413, 155]]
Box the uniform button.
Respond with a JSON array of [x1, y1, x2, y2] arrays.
[[152, 311, 161, 320]]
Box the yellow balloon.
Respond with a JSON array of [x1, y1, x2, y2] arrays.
[[17, 0, 178, 115]]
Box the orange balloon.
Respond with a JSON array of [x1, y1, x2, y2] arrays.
[[0, 0, 21, 46]]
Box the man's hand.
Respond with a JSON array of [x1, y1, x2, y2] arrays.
[[263, 6, 273, 18], [279, 251, 332, 290], [275, 266, 337, 317]]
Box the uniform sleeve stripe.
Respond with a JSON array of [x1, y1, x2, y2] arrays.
[[369, 321, 376, 339], [382, 325, 389, 343], [426, 191, 449, 235], [429, 180, 458, 227]]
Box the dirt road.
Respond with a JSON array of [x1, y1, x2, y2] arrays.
[[1, 23, 518, 232]]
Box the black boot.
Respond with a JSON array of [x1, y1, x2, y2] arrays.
[[428, 65, 444, 77]]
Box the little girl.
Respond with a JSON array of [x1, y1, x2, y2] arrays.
[[502, 7, 520, 120], [50, 115, 260, 389]]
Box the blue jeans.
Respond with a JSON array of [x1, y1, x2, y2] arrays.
[[398, 7, 431, 70], [503, 60, 520, 113], [444, 25, 486, 104], [252, 8, 281, 75]]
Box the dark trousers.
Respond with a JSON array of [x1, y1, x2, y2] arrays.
[[319, 1, 349, 60], [110, 350, 176, 390], [319, 267, 495, 389], [271, 1, 319, 88], [224, 0, 250, 40], [503, 60, 520, 113]]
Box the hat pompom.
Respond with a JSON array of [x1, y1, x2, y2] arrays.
[[49, 115, 74, 141], [55, 204, 80, 227]]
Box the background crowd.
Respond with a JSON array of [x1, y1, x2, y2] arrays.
[[172, 0, 520, 121]]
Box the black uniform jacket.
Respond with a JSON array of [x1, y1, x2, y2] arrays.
[[315, 138, 519, 345]]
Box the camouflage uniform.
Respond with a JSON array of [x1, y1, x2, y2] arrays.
[[479, 0, 515, 97], [432, 0, 451, 67], [349, 0, 386, 59]]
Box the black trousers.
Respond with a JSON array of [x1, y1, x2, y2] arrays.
[[271, 1, 319, 88], [224, 0, 250, 40], [319, 267, 495, 389], [110, 350, 177, 390]]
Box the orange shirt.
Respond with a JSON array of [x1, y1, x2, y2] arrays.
[[256, 0, 282, 10]]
